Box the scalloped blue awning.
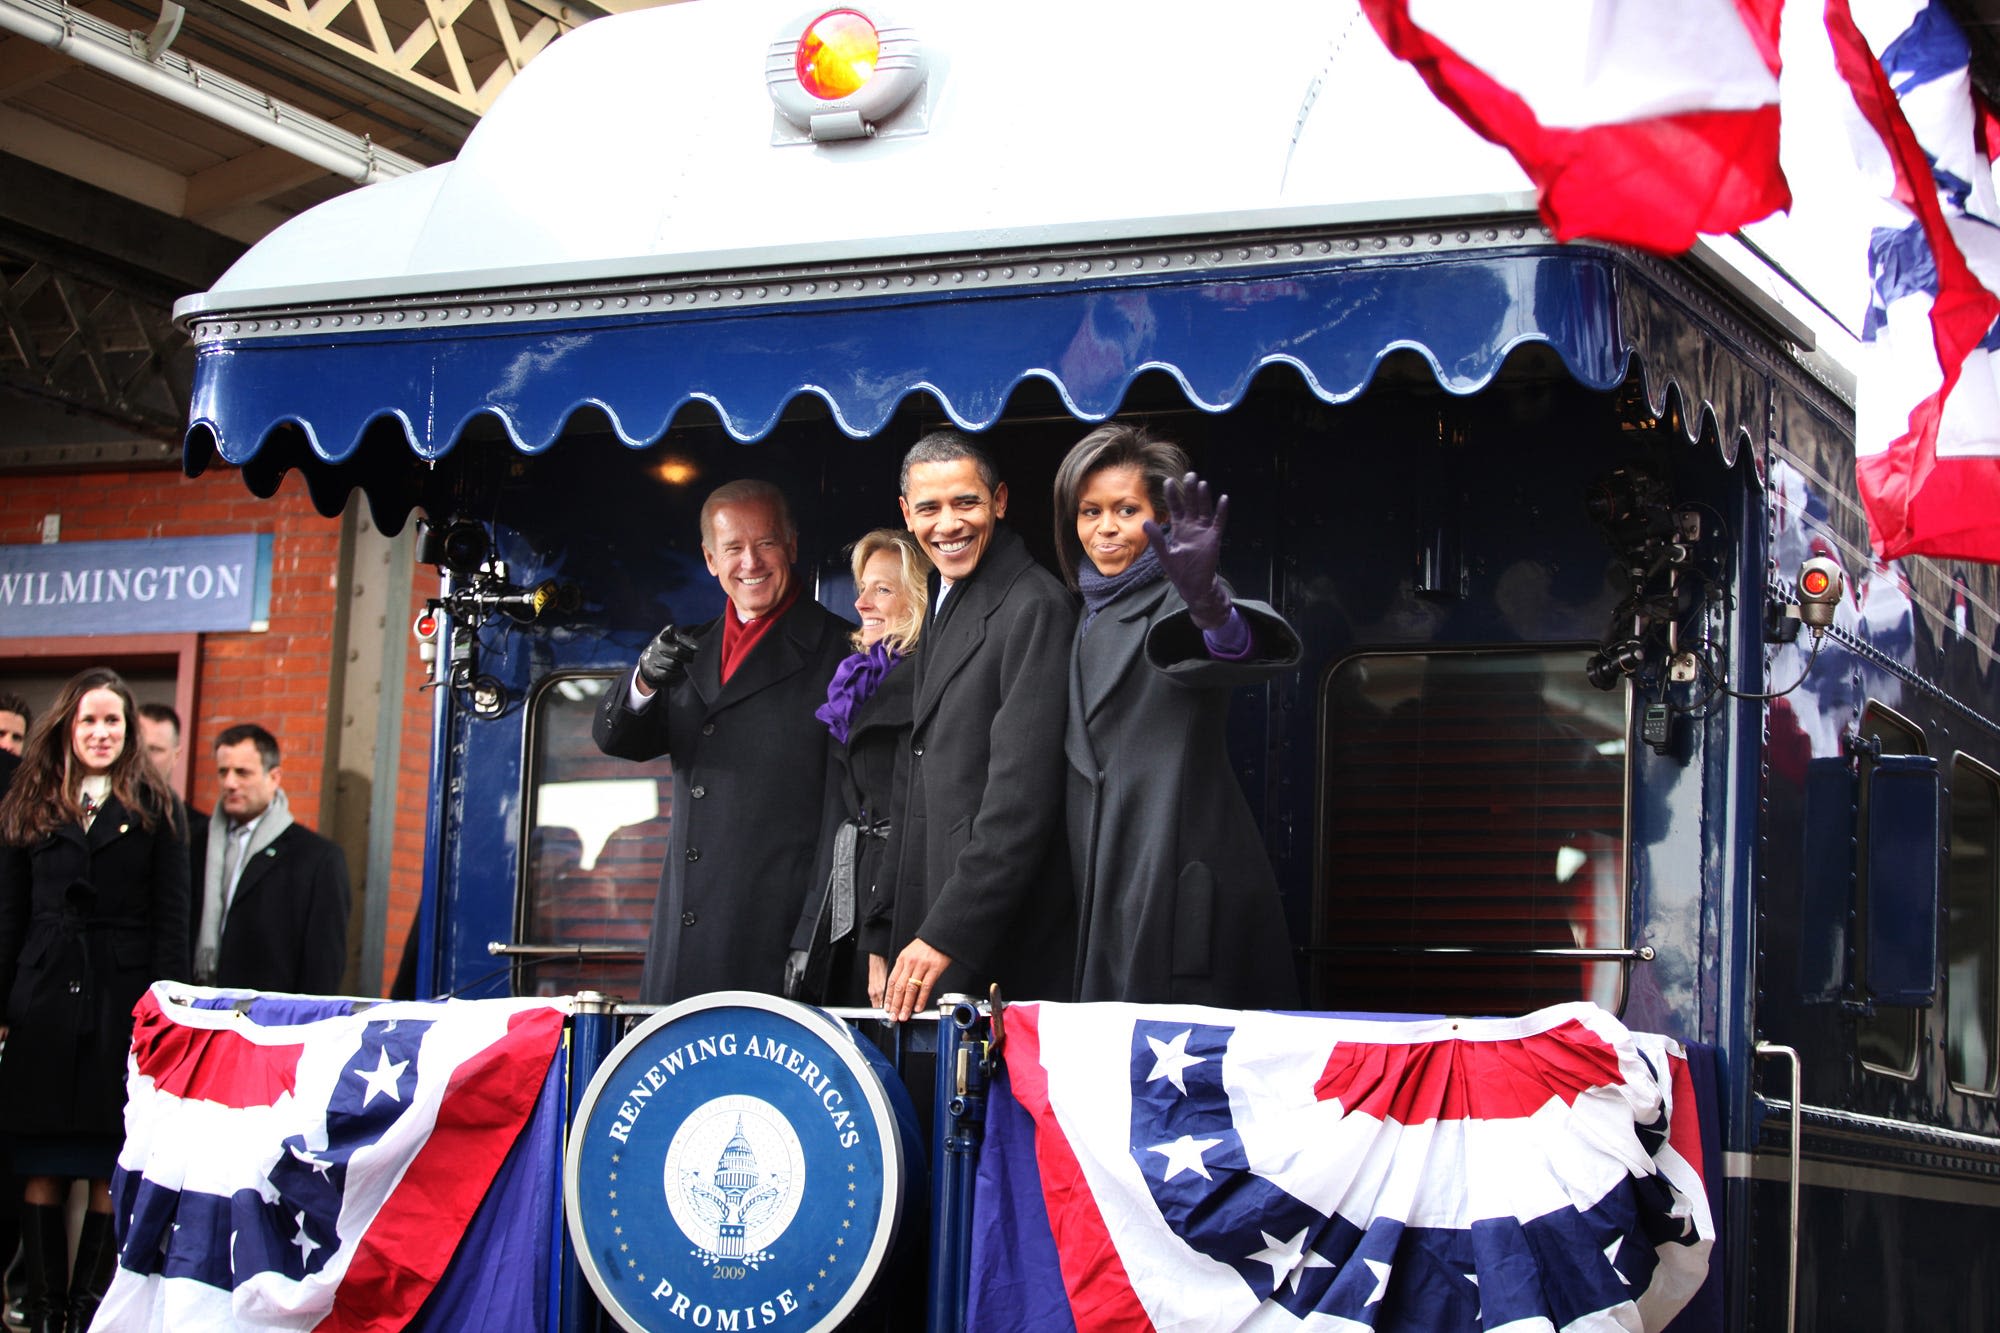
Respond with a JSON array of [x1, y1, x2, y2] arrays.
[[184, 244, 1762, 527]]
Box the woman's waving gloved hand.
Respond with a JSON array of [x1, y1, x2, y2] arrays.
[[1144, 471, 1233, 630]]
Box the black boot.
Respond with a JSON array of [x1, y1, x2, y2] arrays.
[[6, 1238, 27, 1332], [65, 1212, 116, 1333], [18, 1204, 65, 1333]]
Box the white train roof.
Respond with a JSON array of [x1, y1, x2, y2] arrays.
[[180, 0, 1537, 316], [177, 0, 1859, 535]]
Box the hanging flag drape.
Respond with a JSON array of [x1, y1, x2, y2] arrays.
[[971, 1000, 1718, 1332], [1831, 0, 2000, 563], [1357, 0, 1790, 255], [94, 985, 567, 1332]]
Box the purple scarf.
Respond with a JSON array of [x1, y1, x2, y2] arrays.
[[1078, 544, 1165, 632], [815, 640, 902, 744]]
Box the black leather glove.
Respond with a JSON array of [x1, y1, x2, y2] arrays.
[[637, 623, 700, 690], [783, 950, 812, 1001]]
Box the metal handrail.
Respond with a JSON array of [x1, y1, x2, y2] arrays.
[[1754, 1042, 1802, 1333], [485, 942, 642, 958], [1303, 944, 1657, 961]]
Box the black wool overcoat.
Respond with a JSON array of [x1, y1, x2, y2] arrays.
[[191, 821, 351, 994], [179, 800, 207, 885], [890, 526, 1077, 1003], [1067, 581, 1302, 1006], [793, 658, 914, 1004], [595, 595, 851, 1003], [0, 792, 190, 1138]]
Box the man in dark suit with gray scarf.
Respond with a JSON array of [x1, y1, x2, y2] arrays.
[[191, 723, 350, 993]]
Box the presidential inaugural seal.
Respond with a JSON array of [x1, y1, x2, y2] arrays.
[[565, 992, 919, 1333]]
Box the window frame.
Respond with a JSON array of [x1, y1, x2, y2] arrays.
[[1311, 644, 1636, 1016], [1946, 751, 2000, 1099], [514, 668, 663, 997]]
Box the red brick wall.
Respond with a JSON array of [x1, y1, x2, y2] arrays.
[[0, 466, 341, 827], [1, 464, 436, 997]]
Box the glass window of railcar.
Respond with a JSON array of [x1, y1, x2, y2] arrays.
[[519, 674, 667, 998], [1857, 704, 1926, 1077], [1317, 649, 1628, 1016], [1948, 755, 1999, 1096]]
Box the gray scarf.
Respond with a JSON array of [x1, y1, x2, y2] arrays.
[[194, 788, 293, 983]]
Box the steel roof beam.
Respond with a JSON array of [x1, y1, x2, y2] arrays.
[[196, 0, 595, 118], [0, 0, 422, 184]]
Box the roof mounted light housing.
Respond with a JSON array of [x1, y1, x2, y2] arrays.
[[796, 10, 878, 100], [768, 7, 929, 143], [1795, 556, 1843, 631]]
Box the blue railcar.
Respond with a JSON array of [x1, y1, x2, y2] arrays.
[[176, 2, 2000, 1327]]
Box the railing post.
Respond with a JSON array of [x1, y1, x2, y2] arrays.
[[927, 996, 987, 1333], [559, 992, 620, 1333]]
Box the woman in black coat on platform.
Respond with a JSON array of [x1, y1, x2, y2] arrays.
[[787, 529, 933, 1008], [1055, 424, 1302, 1008], [0, 667, 189, 1333]]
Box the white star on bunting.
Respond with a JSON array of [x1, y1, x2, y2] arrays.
[[290, 1211, 320, 1263], [1605, 1236, 1629, 1285], [290, 1144, 333, 1178], [1363, 1258, 1392, 1306], [1148, 1134, 1224, 1182], [1144, 1030, 1205, 1094], [353, 1047, 409, 1107], [1245, 1227, 1334, 1294]]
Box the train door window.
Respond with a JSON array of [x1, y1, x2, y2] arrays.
[[1947, 756, 1999, 1096], [519, 674, 668, 997], [1316, 648, 1628, 1016], [1857, 704, 1926, 1077]]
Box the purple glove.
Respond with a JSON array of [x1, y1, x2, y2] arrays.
[[1144, 472, 1233, 631]]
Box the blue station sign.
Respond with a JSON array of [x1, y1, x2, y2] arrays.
[[0, 534, 272, 637], [566, 993, 917, 1333]]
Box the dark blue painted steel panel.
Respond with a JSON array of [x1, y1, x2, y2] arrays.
[[1747, 1168, 2000, 1330], [184, 251, 1626, 468], [1797, 757, 1855, 1003], [1712, 474, 1774, 1188], [1864, 753, 1941, 1007]]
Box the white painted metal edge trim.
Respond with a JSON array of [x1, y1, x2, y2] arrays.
[[173, 190, 1545, 320], [181, 217, 1564, 341]]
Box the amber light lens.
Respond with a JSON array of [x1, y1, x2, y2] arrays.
[[796, 9, 879, 100], [1802, 569, 1831, 596]]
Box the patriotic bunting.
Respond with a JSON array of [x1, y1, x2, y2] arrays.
[[1831, 0, 2000, 561], [93, 985, 565, 1332], [1359, 0, 1790, 254], [973, 1001, 1717, 1332]]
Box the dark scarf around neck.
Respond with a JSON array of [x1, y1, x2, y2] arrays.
[[1078, 544, 1165, 632]]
